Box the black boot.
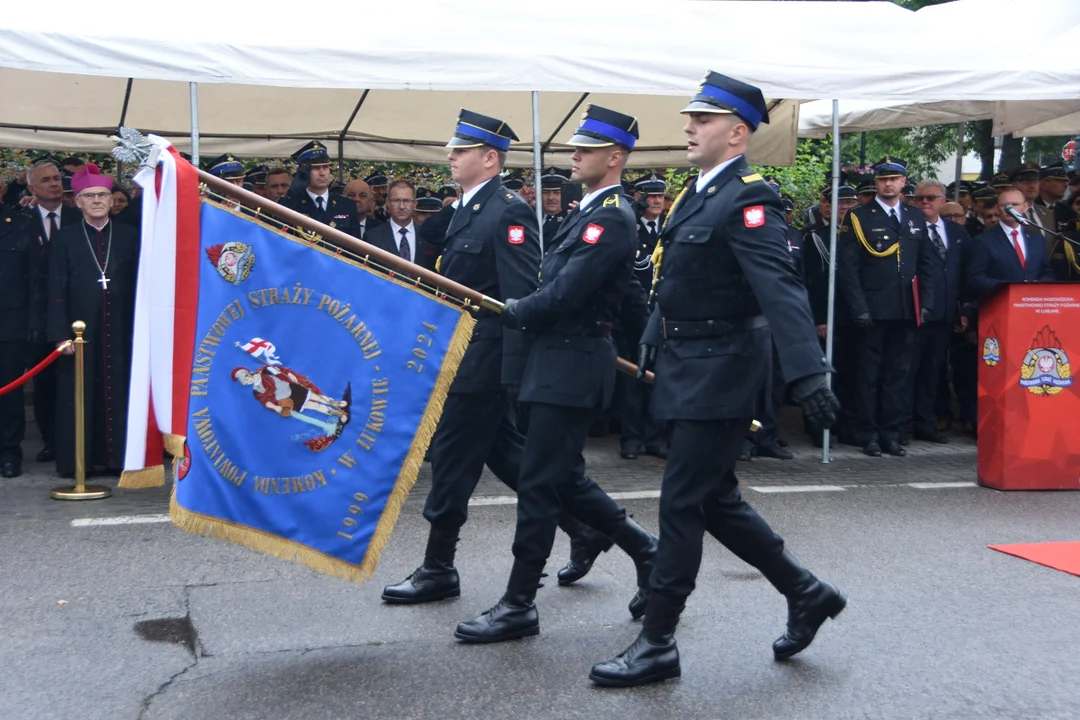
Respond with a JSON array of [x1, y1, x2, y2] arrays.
[[759, 550, 846, 661], [556, 516, 614, 586], [454, 560, 543, 643], [609, 516, 658, 619], [589, 592, 683, 687], [381, 527, 461, 604]]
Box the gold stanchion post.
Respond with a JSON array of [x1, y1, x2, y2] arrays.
[[51, 321, 111, 501]]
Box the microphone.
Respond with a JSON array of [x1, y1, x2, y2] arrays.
[[1003, 204, 1030, 226], [1003, 204, 1080, 248]]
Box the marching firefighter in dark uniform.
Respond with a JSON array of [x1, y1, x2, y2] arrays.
[[836, 157, 935, 458], [620, 173, 669, 460], [382, 109, 653, 620], [454, 105, 657, 644], [281, 142, 365, 244], [590, 71, 844, 688]]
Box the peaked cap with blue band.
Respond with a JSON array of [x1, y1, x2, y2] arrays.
[[207, 153, 246, 180], [291, 140, 331, 167], [567, 105, 639, 150], [634, 172, 667, 195], [873, 156, 908, 178], [682, 71, 770, 131], [447, 109, 519, 152]]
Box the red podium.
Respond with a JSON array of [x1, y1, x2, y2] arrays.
[[978, 283, 1080, 490]]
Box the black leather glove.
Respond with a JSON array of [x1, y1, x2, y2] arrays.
[[792, 374, 840, 429], [636, 342, 656, 380], [920, 307, 932, 325], [500, 299, 521, 329], [855, 313, 873, 329]]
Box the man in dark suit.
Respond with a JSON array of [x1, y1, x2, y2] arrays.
[[909, 181, 969, 443], [456, 105, 657, 644], [281, 142, 365, 247], [966, 188, 1054, 298], [21, 158, 81, 464], [383, 110, 653, 619], [341, 178, 384, 240], [362, 180, 419, 258], [590, 72, 842, 688], [836, 157, 936, 457]]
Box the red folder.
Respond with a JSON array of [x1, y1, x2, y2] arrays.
[[912, 276, 921, 327]]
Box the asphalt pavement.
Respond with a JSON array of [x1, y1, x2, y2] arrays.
[[3, 450, 1079, 719]]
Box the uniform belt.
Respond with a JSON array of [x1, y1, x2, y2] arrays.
[[552, 320, 613, 337], [661, 315, 767, 339]]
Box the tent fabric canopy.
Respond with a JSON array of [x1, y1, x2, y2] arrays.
[[1, 0, 1078, 166]]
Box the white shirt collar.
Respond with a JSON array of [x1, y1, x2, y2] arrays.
[[456, 178, 493, 210], [1000, 221, 1023, 238], [875, 196, 902, 216], [695, 155, 741, 194], [307, 189, 329, 205], [37, 204, 61, 222], [579, 184, 622, 211], [640, 216, 661, 229], [390, 220, 415, 235]]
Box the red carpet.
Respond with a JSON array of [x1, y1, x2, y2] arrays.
[[989, 542, 1080, 577]]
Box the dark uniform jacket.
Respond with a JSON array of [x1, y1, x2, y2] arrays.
[[1048, 219, 1080, 281], [798, 221, 848, 327], [541, 211, 566, 253], [645, 156, 827, 421], [966, 223, 1054, 300], [836, 200, 935, 322], [21, 204, 82, 334], [281, 190, 365, 242], [632, 217, 662, 295], [513, 186, 635, 410], [922, 219, 968, 324], [0, 211, 40, 342], [438, 178, 539, 393]]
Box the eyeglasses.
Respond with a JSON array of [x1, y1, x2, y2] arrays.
[[78, 191, 112, 200], [913, 194, 944, 202]]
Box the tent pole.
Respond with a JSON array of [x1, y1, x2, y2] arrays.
[[823, 99, 841, 464], [953, 122, 964, 199], [531, 91, 544, 248], [189, 82, 200, 166]]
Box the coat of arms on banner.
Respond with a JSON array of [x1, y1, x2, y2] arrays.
[[206, 241, 255, 285], [982, 328, 1000, 367], [1019, 325, 1072, 395]]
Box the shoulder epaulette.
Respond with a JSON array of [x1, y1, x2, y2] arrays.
[[741, 173, 764, 184]]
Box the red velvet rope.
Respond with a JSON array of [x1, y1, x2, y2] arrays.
[[0, 343, 69, 397]]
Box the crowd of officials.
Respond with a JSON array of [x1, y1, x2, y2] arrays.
[[1, 142, 1077, 478]]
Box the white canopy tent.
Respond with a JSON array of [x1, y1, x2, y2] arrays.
[[3, 0, 1079, 168]]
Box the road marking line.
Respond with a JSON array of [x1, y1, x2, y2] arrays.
[[468, 489, 662, 507], [71, 514, 171, 527], [906, 481, 978, 489], [749, 485, 846, 494]]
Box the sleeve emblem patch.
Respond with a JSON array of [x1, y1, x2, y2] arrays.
[[508, 226, 525, 244], [583, 224, 604, 244], [744, 206, 765, 228]]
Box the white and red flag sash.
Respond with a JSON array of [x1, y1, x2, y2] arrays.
[[120, 137, 201, 487]]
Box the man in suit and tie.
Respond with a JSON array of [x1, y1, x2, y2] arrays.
[[281, 142, 365, 246], [910, 180, 969, 444], [21, 158, 81, 464], [341, 178, 383, 240], [363, 180, 418, 259], [966, 188, 1054, 299]]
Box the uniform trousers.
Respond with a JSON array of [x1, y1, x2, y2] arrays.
[[0, 341, 26, 464], [951, 333, 978, 425], [32, 345, 57, 450], [909, 322, 952, 434], [752, 343, 785, 449], [620, 378, 667, 452], [651, 419, 784, 601], [423, 390, 601, 541], [851, 320, 914, 444], [512, 403, 628, 567]]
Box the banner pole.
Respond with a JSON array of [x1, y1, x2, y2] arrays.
[[531, 91, 544, 246], [51, 321, 111, 501], [822, 99, 841, 464]]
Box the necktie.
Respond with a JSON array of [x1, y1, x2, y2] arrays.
[[888, 208, 899, 225], [398, 227, 411, 262], [357, 222, 364, 240], [315, 196, 325, 215], [647, 220, 657, 242], [928, 222, 946, 260], [47, 211, 58, 241], [1011, 229, 1026, 269]]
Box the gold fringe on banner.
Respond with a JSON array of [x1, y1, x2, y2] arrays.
[[163, 433, 186, 458], [119, 465, 165, 489], [170, 310, 476, 583]]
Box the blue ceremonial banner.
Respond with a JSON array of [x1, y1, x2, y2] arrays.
[[171, 200, 474, 581]]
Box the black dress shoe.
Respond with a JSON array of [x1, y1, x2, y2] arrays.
[[644, 445, 668, 460], [590, 592, 684, 687], [619, 448, 638, 460], [881, 439, 907, 456], [914, 430, 949, 444], [759, 550, 847, 661], [36, 446, 54, 463], [738, 450, 751, 461], [898, 436, 910, 446], [382, 527, 461, 604], [777, 437, 789, 447], [862, 441, 882, 457], [1, 462, 20, 479], [455, 561, 542, 643], [756, 444, 794, 460], [557, 522, 614, 586]]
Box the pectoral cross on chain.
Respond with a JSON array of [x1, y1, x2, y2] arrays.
[[97, 274, 110, 290]]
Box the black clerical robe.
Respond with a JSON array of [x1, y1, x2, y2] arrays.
[[46, 219, 140, 475]]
